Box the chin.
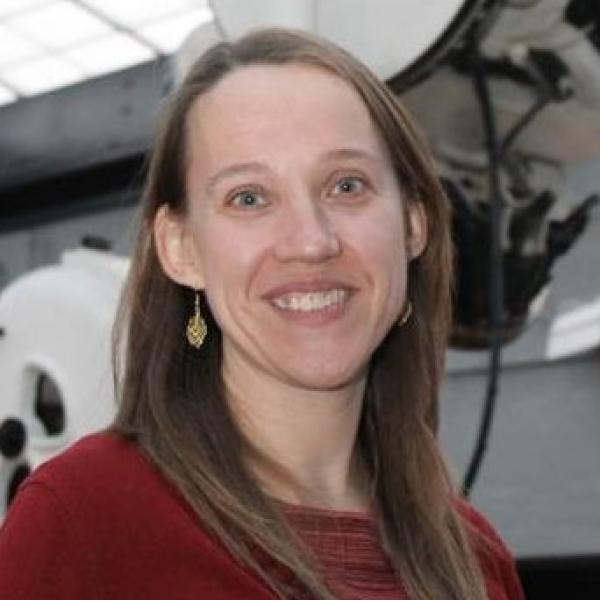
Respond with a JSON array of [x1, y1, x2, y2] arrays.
[[281, 358, 368, 392]]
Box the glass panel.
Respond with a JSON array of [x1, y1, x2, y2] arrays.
[[2, 55, 84, 95], [0, 84, 17, 106], [8, 0, 112, 49], [0, 24, 42, 67], [81, 0, 208, 27], [65, 33, 154, 76], [0, 0, 54, 19]]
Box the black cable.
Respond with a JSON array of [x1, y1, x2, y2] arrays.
[[499, 94, 550, 160], [499, 54, 561, 194], [461, 49, 505, 498]]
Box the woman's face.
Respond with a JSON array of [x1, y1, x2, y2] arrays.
[[156, 64, 426, 393]]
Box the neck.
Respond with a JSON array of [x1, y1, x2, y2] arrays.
[[223, 353, 369, 512]]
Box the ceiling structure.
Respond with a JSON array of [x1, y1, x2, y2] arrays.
[[0, 0, 213, 106]]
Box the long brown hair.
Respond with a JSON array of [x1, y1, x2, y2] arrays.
[[112, 28, 488, 600]]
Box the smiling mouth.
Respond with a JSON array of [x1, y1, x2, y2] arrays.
[[271, 289, 349, 312]]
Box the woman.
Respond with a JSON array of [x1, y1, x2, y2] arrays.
[[0, 29, 524, 600]]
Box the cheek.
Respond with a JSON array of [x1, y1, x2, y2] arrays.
[[352, 204, 408, 308], [193, 225, 267, 309], [347, 202, 407, 268]]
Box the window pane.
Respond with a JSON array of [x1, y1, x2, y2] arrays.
[[65, 33, 154, 76], [81, 0, 208, 27], [3, 55, 84, 95], [8, 0, 112, 49]]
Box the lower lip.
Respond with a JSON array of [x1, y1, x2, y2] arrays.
[[269, 296, 351, 327]]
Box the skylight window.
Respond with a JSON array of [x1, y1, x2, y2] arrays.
[[0, 0, 53, 20], [63, 33, 154, 77], [8, 2, 113, 49], [81, 0, 202, 27], [2, 54, 83, 95], [0, 24, 43, 67], [0, 0, 213, 106], [0, 84, 17, 107]]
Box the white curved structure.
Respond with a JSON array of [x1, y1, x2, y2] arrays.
[[0, 249, 128, 516], [210, 0, 471, 81]]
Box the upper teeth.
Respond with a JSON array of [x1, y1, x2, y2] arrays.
[[273, 289, 347, 311]]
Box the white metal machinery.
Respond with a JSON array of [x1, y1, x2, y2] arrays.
[[199, 0, 600, 157], [175, 0, 600, 346], [0, 249, 128, 516], [210, 0, 473, 82]]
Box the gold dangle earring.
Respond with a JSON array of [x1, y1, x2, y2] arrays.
[[186, 290, 207, 349], [397, 300, 413, 327]]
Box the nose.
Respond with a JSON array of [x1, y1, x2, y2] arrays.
[[273, 195, 342, 263]]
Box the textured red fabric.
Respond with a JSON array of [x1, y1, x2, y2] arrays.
[[283, 500, 526, 600], [0, 433, 525, 599]]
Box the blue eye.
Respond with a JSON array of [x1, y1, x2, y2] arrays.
[[333, 177, 365, 196], [230, 190, 267, 209]]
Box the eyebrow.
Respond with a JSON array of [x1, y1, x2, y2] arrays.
[[205, 162, 269, 196], [320, 147, 382, 165], [204, 147, 382, 195]]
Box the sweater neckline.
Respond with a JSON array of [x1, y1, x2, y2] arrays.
[[274, 499, 400, 591], [275, 498, 373, 520]]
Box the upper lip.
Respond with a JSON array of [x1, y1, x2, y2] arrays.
[[261, 278, 357, 300]]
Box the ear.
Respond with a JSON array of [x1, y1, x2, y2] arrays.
[[405, 201, 427, 260], [153, 204, 204, 289]]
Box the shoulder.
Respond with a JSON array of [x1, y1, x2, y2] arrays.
[[23, 432, 139, 512], [22, 430, 194, 523], [455, 498, 511, 551], [454, 498, 526, 600], [0, 432, 139, 598], [2, 433, 279, 599], [30, 430, 145, 484]]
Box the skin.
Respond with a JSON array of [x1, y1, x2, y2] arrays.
[[154, 64, 426, 510]]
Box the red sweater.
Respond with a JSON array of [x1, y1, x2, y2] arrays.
[[0, 433, 525, 599]]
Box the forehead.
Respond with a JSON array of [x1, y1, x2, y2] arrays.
[[185, 63, 387, 164]]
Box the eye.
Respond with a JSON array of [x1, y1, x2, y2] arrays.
[[332, 176, 366, 197], [229, 189, 268, 209]]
